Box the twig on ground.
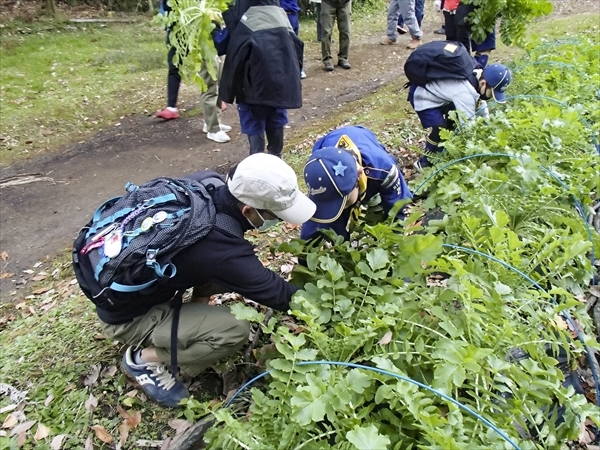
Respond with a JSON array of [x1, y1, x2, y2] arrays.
[[0, 173, 62, 188], [244, 309, 273, 363], [69, 18, 136, 23]]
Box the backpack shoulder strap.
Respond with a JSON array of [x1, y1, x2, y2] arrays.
[[215, 213, 244, 239]]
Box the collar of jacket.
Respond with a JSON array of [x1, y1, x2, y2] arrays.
[[213, 185, 254, 232]]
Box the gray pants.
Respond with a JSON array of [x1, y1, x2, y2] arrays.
[[199, 61, 223, 133], [321, 1, 351, 62], [386, 0, 422, 40]]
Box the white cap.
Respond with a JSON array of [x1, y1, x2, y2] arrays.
[[227, 153, 316, 225]]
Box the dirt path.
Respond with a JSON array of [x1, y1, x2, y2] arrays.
[[0, 0, 595, 300]]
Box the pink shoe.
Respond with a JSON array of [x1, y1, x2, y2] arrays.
[[155, 108, 179, 120]]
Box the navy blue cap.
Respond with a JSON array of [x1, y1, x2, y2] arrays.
[[482, 64, 511, 103], [304, 147, 358, 223]]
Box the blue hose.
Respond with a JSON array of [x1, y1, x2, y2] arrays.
[[512, 61, 588, 78], [523, 39, 584, 60], [225, 361, 522, 450], [412, 152, 597, 283], [455, 94, 600, 155], [442, 244, 600, 410]]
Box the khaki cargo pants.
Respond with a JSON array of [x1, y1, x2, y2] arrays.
[[100, 303, 250, 377], [320, 1, 351, 63]]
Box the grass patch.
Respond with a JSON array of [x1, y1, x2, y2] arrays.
[[0, 18, 166, 166]]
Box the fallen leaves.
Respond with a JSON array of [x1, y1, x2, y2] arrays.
[[168, 418, 191, 435], [84, 393, 98, 413], [35, 423, 51, 440], [50, 434, 66, 450], [10, 420, 36, 436], [81, 364, 102, 388], [115, 406, 142, 447], [1, 251, 8, 261], [2, 413, 18, 429], [91, 424, 113, 444]]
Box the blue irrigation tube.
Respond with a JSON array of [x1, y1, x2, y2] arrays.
[[523, 39, 584, 60], [224, 360, 522, 450], [452, 95, 600, 156], [412, 153, 597, 284], [442, 244, 600, 410], [512, 61, 588, 78]]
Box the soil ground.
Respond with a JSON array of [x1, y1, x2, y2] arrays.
[[0, 0, 596, 301]]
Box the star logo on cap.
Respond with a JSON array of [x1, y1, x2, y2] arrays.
[[332, 161, 347, 176]]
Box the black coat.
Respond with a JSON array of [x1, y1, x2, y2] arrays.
[[219, 0, 303, 108]]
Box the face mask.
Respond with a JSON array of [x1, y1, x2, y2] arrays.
[[247, 209, 280, 231], [479, 84, 492, 101]]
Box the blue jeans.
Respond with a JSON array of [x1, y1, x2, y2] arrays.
[[397, 0, 424, 28], [386, 0, 422, 40]]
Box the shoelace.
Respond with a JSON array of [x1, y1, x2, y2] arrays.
[[147, 363, 177, 390]]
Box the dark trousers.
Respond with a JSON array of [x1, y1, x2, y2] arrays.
[[237, 104, 287, 158], [248, 128, 284, 157], [315, 3, 323, 41], [444, 4, 473, 52], [166, 34, 181, 108]]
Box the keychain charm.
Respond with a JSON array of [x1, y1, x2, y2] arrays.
[[141, 217, 154, 232], [152, 211, 167, 224], [104, 229, 123, 258]]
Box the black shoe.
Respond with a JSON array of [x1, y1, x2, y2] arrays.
[[324, 60, 334, 71], [337, 59, 351, 70], [433, 27, 445, 35]]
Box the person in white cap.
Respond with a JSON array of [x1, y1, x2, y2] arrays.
[[92, 153, 315, 408]]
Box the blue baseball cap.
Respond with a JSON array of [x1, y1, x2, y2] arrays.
[[304, 147, 358, 223], [482, 64, 511, 103]]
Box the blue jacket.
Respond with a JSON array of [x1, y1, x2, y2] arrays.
[[279, 0, 300, 13], [300, 126, 412, 241]]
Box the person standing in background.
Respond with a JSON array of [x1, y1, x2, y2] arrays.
[[219, 0, 304, 156], [155, 0, 231, 143], [320, 0, 352, 71], [280, 0, 307, 78], [310, 0, 323, 42], [395, 0, 424, 35], [381, 0, 423, 49]]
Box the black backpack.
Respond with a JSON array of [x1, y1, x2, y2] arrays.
[[72, 173, 242, 311], [404, 40, 476, 87]]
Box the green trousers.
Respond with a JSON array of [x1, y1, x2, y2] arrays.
[[320, 1, 351, 62], [199, 59, 223, 133], [100, 302, 250, 377]]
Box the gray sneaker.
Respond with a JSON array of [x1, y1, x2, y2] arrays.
[[324, 60, 334, 71], [337, 59, 351, 70]]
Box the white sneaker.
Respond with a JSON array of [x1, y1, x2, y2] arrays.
[[300, 70, 307, 79], [203, 122, 232, 133], [207, 130, 230, 143]]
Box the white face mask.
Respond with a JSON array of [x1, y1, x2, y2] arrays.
[[246, 209, 280, 231]]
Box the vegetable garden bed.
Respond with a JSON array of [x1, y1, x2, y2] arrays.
[[200, 37, 600, 450]]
